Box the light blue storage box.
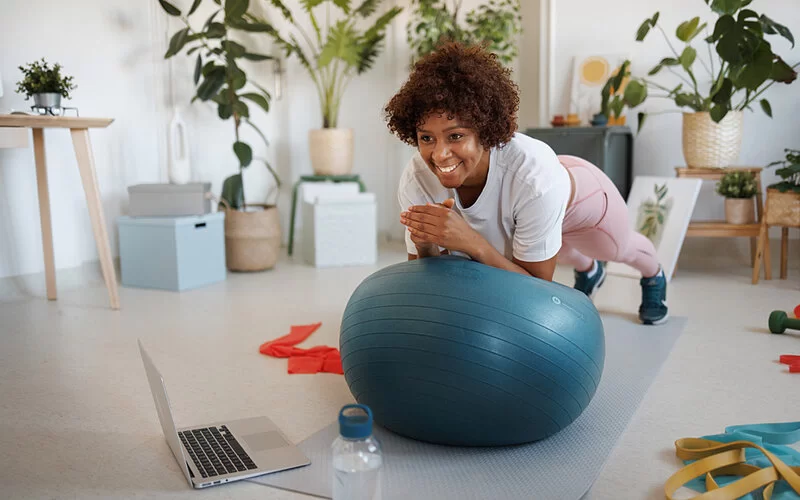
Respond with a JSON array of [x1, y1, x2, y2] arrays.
[[118, 212, 226, 291]]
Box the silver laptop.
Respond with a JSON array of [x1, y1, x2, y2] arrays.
[[138, 340, 310, 488]]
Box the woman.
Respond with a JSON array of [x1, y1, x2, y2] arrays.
[[384, 42, 668, 325]]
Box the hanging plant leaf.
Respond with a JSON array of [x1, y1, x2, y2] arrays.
[[710, 0, 743, 16], [760, 14, 795, 48], [194, 54, 202, 84], [676, 17, 700, 42], [233, 141, 252, 167], [165, 27, 191, 58], [159, 0, 181, 16], [760, 99, 772, 117], [225, 0, 249, 19], [240, 92, 270, 113], [188, 0, 202, 15], [220, 174, 244, 210], [680, 46, 697, 71]]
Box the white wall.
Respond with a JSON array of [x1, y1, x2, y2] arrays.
[[548, 0, 800, 227]]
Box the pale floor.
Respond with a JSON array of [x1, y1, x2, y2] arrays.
[[1, 236, 799, 500]]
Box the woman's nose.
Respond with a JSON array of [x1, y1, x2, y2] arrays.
[[432, 143, 451, 163]]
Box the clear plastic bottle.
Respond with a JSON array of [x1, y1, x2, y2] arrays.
[[332, 404, 382, 500]]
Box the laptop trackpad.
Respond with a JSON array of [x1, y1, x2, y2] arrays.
[[243, 431, 289, 452]]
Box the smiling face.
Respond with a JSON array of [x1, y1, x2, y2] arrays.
[[416, 112, 490, 190]]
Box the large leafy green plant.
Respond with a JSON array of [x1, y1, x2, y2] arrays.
[[159, 0, 280, 210], [252, 0, 401, 129], [765, 148, 800, 193], [407, 0, 522, 67], [601, 0, 798, 131]]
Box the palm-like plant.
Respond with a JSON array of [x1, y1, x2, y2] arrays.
[[253, 0, 402, 128]]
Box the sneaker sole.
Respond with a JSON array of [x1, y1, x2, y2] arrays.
[[641, 312, 669, 325]]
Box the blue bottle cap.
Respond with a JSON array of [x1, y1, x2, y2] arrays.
[[338, 404, 373, 439]]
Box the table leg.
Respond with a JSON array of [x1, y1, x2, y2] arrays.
[[32, 128, 57, 300], [288, 179, 301, 256], [780, 227, 789, 280], [70, 128, 120, 310]]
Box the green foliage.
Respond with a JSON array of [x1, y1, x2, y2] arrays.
[[159, 0, 280, 210], [407, 0, 522, 67], [601, 1, 798, 127], [253, 0, 402, 128], [638, 183, 670, 241], [765, 148, 800, 193], [15, 58, 77, 100], [715, 171, 758, 198]]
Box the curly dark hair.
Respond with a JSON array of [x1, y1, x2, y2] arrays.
[[384, 42, 519, 149]]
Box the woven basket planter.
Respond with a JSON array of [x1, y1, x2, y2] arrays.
[[222, 204, 281, 272], [765, 189, 800, 227], [724, 198, 755, 224], [682, 111, 743, 168], [309, 128, 354, 175]]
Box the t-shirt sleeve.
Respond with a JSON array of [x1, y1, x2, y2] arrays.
[[511, 161, 571, 263], [397, 161, 431, 256]]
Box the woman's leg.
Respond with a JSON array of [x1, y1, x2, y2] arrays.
[[558, 155, 668, 324], [559, 155, 660, 277]]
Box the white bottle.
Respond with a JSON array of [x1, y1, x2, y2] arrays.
[[167, 108, 191, 184], [332, 404, 382, 500]]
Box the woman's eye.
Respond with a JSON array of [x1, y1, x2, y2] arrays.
[[419, 135, 432, 143], [449, 133, 463, 141]]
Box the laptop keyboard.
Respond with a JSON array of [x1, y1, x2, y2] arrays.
[[178, 425, 258, 478]]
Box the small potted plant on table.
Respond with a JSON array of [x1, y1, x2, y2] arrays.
[[15, 58, 77, 110], [716, 171, 758, 224]]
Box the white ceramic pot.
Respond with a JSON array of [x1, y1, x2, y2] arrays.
[[309, 128, 354, 176], [682, 111, 743, 169]]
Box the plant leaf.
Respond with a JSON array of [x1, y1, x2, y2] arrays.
[[196, 69, 226, 100], [229, 19, 276, 33], [225, 0, 249, 19], [159, 0, 181, 16], [164, 27, 191, 58], [194, 54, 202, 84], [188, 0, 202, 15], [354, 0, 379, 17], [220, 174, 244, 210], [710, 0, 743, 15], [736, 43, 774, 90], [760, 14, 795, 48], [711, 77, 733, 105], [240, 92, 270, 113], [623, 80, 647, 107], [206, 22, 226, 38], [680, 46, 697, 71], [332, 0, 351, 14], [760, 99, 772, 117], [710, 104, 729, 122], [769, 56, 798, 83], [222, 40, 247, 58], [676, 17, 700, 42], [637, 112, 647, 132], [233, 141, 252, 167], [711, 15, 735, 42], [268, 0, 295, 23], [241, 52, 273, 61]]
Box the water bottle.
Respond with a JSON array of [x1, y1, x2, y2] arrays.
[[332, 404, 382, 500]]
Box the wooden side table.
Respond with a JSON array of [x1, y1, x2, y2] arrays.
[[675, 167, 766, 284], [0, 114, 119, 309]]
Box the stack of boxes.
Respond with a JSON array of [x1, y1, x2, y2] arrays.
[[117, 183, 226, 291]]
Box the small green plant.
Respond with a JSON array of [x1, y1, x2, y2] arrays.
[[601, 0, 798, 130], [15, 58, 77, 100], [765, 148, 800, 193], [716, 171, 758, 198], [407, 0, 522, 67]]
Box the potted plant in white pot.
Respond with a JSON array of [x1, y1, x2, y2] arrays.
[[716, 170, 758, 224], [160, 0, 282, 272], [406, 0, 522, 68], [15, 58, 77, 110], [601, 1, 798, 168], [252, 0, 401, 176]]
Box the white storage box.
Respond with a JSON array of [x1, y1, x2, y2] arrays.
[[302, 193, 377, 268]]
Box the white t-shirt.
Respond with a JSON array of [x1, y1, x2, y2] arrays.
[[397, 132, 571, 262]]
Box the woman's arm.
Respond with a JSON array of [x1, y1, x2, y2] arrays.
[[401, 200, 556, 280]]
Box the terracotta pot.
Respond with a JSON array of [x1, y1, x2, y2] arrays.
[[724, 197, 755, 224], [309, 128, 354, 175], [682, 111, 743, 168], [222, 204, 281, 271]]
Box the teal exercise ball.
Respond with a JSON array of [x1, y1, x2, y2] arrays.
[[339, 256, 605, 446]]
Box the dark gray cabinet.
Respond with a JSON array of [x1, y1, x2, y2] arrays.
[[522, 126, 634, 200]]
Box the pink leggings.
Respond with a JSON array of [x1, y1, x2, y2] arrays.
[[557, 155, 660, 278]]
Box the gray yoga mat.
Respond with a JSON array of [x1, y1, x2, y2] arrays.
[[251, 314, 686, 500]]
